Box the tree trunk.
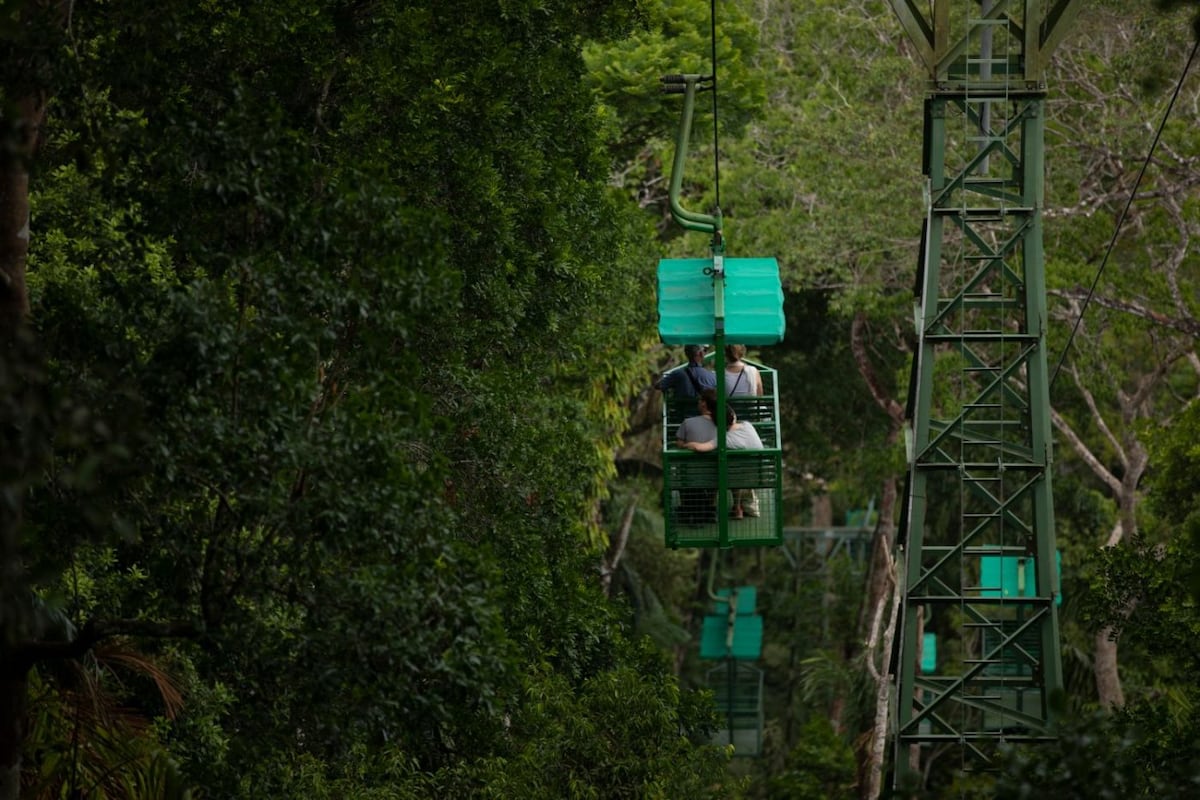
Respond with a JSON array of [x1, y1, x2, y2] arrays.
[[1094, 628, 1125, 709], [862, 543, 902, 800], [0, 137, 33, 333], [1093, 509, 1137, 709], [856, 476, 898, 648], [0, 8, 63, 796], [0, 666, 26, 800], [0, 24, 54, 330], [0, 101, 42, 800], [811, 492, 833, 527], [600, 497, 637, 598], [849, 312, 908, 798], [1093, 517, 1128, 709]]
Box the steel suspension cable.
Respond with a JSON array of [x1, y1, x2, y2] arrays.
[[710, 0, 721, 211], [1049, 36, 1200, 389]]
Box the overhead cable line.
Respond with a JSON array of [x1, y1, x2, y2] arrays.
[[1049, 36, 1200, 390], [710, 0, 721, 211]]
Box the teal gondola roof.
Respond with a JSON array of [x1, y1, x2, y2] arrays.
[[657, 257, 785, 345]]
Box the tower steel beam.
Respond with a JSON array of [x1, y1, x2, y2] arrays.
[[887, 0, 1082, 86], [883, 0, 1076, 782]]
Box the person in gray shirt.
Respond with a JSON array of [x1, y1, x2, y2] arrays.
[[673, 389, 718, 524], [678, 391, 764, 519], [676, 388, 718, 445]]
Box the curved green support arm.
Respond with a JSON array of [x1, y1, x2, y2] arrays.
[[665, 74, 722, 236]]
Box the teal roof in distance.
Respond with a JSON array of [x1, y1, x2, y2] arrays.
[[699, 614, 764, 660], [700, 587, 764, 660]]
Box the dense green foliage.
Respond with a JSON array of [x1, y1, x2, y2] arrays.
[[12, 0, 740, 797]]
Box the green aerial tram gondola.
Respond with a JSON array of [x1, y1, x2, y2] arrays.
[[656, 73, 786, 550], [651, 4, 785, 758]]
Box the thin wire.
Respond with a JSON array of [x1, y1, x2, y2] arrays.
[[1049, 36, 1200, 389], [68, 553, 82, 796], [710, 0, 721, 210]]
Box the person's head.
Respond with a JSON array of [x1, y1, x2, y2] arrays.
[[725, 343, 746, 363], [724, 404, 737, 430], [684, 344, 708, 364], [698, 388, 717, 415]]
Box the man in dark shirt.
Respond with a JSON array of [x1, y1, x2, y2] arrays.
[[656, 344, 716, 397]]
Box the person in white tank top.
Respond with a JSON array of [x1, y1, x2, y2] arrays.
[[677, 407, 764, 453], [724, 344, 762, 396]]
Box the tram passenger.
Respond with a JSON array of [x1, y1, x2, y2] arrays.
[[657, 344, 716, 397], [678, 398, 764, 519], [724, 344, 763, 396], [674, 388, 718, 524]]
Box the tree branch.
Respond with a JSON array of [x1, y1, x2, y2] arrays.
[[1069, 363, 1126, 472], [1125, 344, 1192, 414], [851, 312, 905, 423], [14, 619, 203, 667], [1048, 288, 1200, 338], [1050, 405, 1122, 495]]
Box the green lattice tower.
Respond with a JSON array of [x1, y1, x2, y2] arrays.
[[883, 0, 1080, 778]]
